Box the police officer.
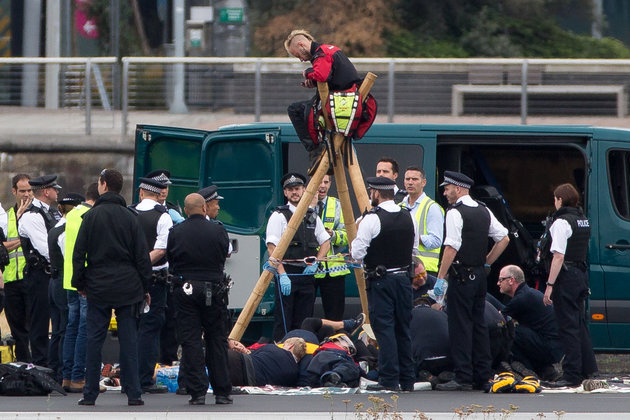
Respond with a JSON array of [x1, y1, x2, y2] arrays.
[[542, 183, 597, 387], [401, 167, 444, 276], [146, 169, 185, 225], [435, 171, 509, 391], [312, 174, 349, 320], [133, 176, 172, 393], [167, 193, 232, 405], [47, 192, 84, 382], [19, 174, 62, 367], [266, 173, 330, 341], [2, 174, 33, 362], [351, 176, 415, 392]]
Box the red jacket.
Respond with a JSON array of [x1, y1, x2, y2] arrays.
[[304, 42, 360, 91]]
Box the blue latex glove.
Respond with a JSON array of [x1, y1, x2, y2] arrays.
[[168, 208, 185, 224], [484, 263, 492, 276], [434, 278, 446, 297], [302, 263, 319, 275], [278, 273, 291, 296]]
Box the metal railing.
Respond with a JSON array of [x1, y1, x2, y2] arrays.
[[3, 57, 630, 137]]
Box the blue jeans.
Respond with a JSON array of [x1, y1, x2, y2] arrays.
[[84, 300, 141, 402], [62, 290, 87, 381]]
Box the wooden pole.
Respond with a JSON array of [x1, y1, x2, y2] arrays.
[[229, 152, 330, 341]]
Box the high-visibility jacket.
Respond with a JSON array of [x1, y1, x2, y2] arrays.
[[403, 195, 444, 273], [3, 207, 25, 282], [63, 203, 91, 290], [315, 196, 350, 278]]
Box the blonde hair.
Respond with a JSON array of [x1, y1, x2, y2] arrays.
[[284, 29, 315, 54], [283, 337, 307, 361]]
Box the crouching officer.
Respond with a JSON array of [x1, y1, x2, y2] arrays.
[[435, 171, 509, 391], [351, 176, 415, 392], [167, 193, 232, 406]]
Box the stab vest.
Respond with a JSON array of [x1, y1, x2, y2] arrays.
[[20, 203, 55, 262], [451, 201, 490, 266], [3, 207, 26, 282], [552, 206, 590, 263], [48, 222, 66, 278], [364, 207, 414, 270], [135, 204, 168, 267], [276, 206, 319, 262]]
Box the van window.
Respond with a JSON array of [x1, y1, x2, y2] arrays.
[[608, 149, 630, 220]]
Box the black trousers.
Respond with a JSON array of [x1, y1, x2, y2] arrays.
[[551, 266, 598, 383], [367, 272, 415, 390], [3, 280, 31, 362], [272, 267, 315, 342], [174, 281, 231, 398], [315, 274, 346, 321], [287, 99, 317, 151], [24, 266, 51, 367], [511, 325, 563, 371], [137, 281, 167, 387], [159, 287, 179, 364], [447, 267, 492, 386], [48, 276, 68, 381]]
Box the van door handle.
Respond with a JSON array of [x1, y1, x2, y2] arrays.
[[605, 244, 630, 250]]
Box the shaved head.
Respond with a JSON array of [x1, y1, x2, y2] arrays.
[[184, 193, 205, 216]]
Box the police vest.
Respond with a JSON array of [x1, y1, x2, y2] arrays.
[[276, 206, 319, 262], [135, 204, 168, 267], [364, 207, 414, 270], [451, 201, 490, 267], [3, 207, 26, 283], [552, 207, 590, 263], [48, 222, 66, 279], [20, 203, 55, 264], [63, 204, 91, 290], [315, 197, 350, 278], [402, 195, 444, 273]]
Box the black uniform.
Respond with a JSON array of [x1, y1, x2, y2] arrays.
[[167, 214, 231, 401], [47, 221, 68, 381], [445, 201, 497, 388], [549, 206, 597, 383], [359, 205, 415, 390], [271, 206, 320, 342]]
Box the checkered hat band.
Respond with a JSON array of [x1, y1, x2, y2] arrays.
[[205, 192, 218, 201], [369, 184, 396, 190], [443, 176, 470, 188], [139, 182, 162, 194], [152, 174, 171, 184]]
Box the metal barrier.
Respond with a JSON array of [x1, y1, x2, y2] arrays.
[[0, 57, 117, 134]]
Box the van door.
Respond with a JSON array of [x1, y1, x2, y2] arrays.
[[200, 129, 283, 311], [597, 140, 630, 349]]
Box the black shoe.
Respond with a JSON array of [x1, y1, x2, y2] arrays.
[[321, 372, 342, 387], [365, 383, 399, 392], [416, 370, 438, 389], [343, 313, 365, 337], [437, 371, 455, 383], [128, 398, 145, 406], [189, 395, 205, 405], [539, 364, 562, 382], [77, 398, 95, 406], [400, 383, 415, 392], [542, 379, 582, 388], [142, 384, 168, 394], [435, 380, 473, 391], [215, 395, 233, 405], [176, 386, 188, 395]]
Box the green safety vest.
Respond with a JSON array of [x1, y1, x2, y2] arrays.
[[403, 195, 444, 273], [63, 204, 91, 290], [315, 196, 350, 278], [3, 207, 25, 283]]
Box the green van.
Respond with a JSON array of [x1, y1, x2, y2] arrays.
[[134, 122, 630, 350]]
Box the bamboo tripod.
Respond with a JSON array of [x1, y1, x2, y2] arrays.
[[229, 73, 378, 341]]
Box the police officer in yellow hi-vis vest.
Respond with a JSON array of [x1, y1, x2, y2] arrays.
[[311, 175, 350, 321], [400, 167, 444, 276], [1, 174, 33, 362]]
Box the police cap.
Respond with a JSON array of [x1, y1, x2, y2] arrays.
[[281, 172, 306, 189], [29, 174, 62, 190], [138, 177, 167, 194], [366, 176, 396, 190], [145, 169, 172, 185], [198, 185, 224, 202], [58, 192, 85, 206], [440, 171, 474, 189]]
